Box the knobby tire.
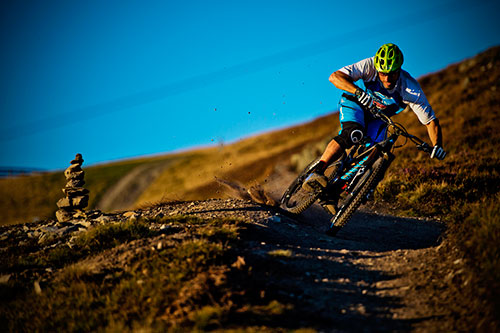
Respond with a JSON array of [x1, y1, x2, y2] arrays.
[[280, 159, 322, 214], [280, 159, 341, 215], [286, 190, 319, 215]]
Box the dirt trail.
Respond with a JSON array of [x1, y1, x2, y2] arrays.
[[1, 192, 462, 331], [226, 164, 461, 331], [154, 197, 450, 331], [78, 161, 461, 330], [98, 160, 454, 330], [241, 202, 446, 331], [96, 161, 171, 211], [135, 150, 450, 332]]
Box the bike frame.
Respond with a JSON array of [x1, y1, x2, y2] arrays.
[[319, 107, 430, 208], [319, 136, 393, 205]]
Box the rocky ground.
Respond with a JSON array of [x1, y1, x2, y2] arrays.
[[1, 196, 482, 332]]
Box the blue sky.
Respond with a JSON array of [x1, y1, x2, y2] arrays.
[[1, 0, 499, 170]]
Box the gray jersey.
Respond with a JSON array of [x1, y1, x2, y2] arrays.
[[339, 57, 436, 125]]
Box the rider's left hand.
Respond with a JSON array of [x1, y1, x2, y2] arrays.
[[430, 145, 446, 160]]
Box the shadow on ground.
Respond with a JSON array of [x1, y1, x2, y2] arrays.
[[230, 203, 443, 332]]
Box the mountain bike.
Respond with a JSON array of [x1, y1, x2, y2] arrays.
[[280, 95, 433, 236]]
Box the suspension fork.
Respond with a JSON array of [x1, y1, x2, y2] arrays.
[[375, 133, 398, 180], [373, 151, 395, 186]]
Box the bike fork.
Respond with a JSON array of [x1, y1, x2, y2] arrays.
[[361, 152, 395, 203]]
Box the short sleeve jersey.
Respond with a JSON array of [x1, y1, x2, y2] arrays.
[[338, 57, 436, 125]]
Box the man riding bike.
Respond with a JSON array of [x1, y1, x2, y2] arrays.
[[303, 43, 446, 191]]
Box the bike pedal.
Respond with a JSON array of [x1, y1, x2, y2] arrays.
[[302, 174, 327, 192], [322, 204, 337, 215], [302, 180, 322, 192]]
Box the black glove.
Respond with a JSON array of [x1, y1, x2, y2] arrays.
[[354, 88, 373, 109], [430, 145, 446, 160]]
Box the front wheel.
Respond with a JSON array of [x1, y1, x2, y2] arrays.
[[327, 156, 386, 236], [280, 158, 342, 215]]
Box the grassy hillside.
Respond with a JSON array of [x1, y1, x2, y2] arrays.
[[135, 114, 339, 205], [0, 156, 177, 225], [0, 112, 338, 225]]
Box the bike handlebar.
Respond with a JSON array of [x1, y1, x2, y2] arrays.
[[342, 93, 433, 155], [368, 102, 433, 154]]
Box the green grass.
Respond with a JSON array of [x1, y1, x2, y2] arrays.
[[457, 195, 500, 285], [375, 153, 500, 216]]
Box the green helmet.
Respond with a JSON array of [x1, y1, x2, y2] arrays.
[[374, 43, 404, 73]]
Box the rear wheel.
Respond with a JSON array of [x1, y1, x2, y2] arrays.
[[280, 158, 342, 215], [327, 156, 386, 236]]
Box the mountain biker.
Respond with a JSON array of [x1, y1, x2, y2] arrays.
[[303, 43, 446, 191]]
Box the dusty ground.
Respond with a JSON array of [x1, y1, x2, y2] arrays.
[[71, 161, 478, 331], [0, 196, 484, 332], [171, 198, 483, 332], [137, 198, 473, 331], [0, 157, 483, 332]]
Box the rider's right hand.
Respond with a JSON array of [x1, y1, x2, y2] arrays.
[[430, 145, 447, 160], [355, 87, 374, 109]]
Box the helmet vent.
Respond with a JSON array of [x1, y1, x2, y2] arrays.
[[374, 43, 404, 73]]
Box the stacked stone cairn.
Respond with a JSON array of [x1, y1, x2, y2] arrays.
[[56, 154, 90, 222]]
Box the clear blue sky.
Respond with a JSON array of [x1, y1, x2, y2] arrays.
[[1, 0, 499, 170]]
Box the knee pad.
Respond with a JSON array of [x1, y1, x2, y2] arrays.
[[333, 122, 365, 150]]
